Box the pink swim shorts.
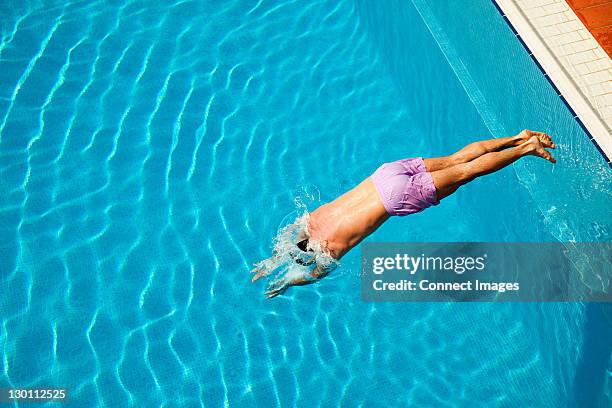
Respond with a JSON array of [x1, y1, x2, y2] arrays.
[[371, 157, 439, 216]]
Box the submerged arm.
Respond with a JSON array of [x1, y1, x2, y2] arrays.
[[264, 265, 331, 299]]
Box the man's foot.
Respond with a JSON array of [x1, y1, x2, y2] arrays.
[[524, 135, 557, 163], [515, 129, 556, 149]]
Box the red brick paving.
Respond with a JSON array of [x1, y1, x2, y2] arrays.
[[566, 0, 612, 57]]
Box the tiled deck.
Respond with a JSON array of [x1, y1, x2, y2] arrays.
[[493, 0, 612, 162]]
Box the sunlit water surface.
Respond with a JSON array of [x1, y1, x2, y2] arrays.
[[0, 0, 610, 407]]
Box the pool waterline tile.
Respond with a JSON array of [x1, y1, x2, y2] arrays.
[[493, 0, 612, 164]]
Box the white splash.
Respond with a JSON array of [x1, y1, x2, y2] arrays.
[[253, 212, 338, 293]]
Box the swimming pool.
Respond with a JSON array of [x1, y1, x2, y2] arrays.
[[0, 0, 610, 406]]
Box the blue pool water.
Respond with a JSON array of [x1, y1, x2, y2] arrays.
[[0, 0, 610, 407]]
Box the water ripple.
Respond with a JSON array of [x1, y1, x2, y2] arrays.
[[0, 0, 604, 406]]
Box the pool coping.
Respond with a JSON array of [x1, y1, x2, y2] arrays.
[[491, 0, 612, 165]]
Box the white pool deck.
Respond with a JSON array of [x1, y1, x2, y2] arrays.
[[493, 0, 612, 163]]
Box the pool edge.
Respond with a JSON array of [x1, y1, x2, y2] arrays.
[[492, 0, 612, 166]]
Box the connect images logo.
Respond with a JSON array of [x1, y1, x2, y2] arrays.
[[361, 243, 611, 302]]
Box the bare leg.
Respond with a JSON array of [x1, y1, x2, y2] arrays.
[[431, 136, 556, 200], [423, 130, 555, 172]]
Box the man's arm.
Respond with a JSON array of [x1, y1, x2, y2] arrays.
[[264, 265, 330, 298]]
